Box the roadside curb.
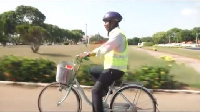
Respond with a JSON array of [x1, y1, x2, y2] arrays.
[[0, 81, 93, 89], [1, 81, 200, 94]]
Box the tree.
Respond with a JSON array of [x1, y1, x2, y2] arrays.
[[192, 27, 200, 35], [166, 28, 181, 43], [43, 23, 77, 45], [176, 30, 194, 43], [48, 25, 61, 44], [90, 33, 105, 44], [15, 5, 45, 26], [141, 36, 153, 43], [152, 32, 167, 44], [0, 11, 17, 46], [16, 24, 47, 53], [14, 5, 46, 52], [29, 26, 47, 52], [71, 30, 84, 44], [191, 27, 200, 43], [132, 37, 140, 45], [42, 23, 53, 44], [127, 37, 140, 45]]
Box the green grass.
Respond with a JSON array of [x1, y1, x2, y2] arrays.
[[170, 64, 200, 88], [1, 45, 200, 89], [143, 46, 200, 59], [128, 46, 169, 69], [129, 46, 200, 88], [0, 45, 89, 63]]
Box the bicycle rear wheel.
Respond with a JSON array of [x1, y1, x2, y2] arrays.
[[110, 85, 156, 112], [38, 82, 81, 112]]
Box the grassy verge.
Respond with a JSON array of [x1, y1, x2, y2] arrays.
[[128, 46, 200, 89], [142, 46, 200, 59], [1, 45, 200, 89]]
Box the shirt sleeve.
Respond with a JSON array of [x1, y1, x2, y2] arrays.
[[92, 32, 123, 57]]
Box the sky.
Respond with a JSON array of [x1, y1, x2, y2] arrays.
[[0, 0, 200, 38]]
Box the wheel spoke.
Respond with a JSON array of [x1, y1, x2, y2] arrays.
[[38, 82, 81, 112], [110, 85, 156, 112]]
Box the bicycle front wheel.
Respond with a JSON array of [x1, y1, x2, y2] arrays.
[[38, 82, 81, 112], [110, 85, 156, 112]]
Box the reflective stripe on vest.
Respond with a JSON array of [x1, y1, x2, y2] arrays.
[[104, 29, 128, 72]]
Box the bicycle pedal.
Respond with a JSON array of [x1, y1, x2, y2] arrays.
[[109, 90, 113, 94]]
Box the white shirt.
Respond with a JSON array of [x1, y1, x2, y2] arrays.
[[93, 27, 126, 57]]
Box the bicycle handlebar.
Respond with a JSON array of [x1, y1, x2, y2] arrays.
[[75, 52, 96, 64]]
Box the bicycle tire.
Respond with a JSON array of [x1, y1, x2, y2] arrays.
[[38, 82, 81, 112], [110, 84, 157, 112]]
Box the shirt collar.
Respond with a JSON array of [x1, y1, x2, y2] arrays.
[[109, 27, 120, 36]]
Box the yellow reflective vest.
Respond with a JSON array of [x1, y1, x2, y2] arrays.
[[104, 29, 128, 72]]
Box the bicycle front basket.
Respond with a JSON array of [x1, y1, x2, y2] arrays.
[[56, 61, 74, 84]]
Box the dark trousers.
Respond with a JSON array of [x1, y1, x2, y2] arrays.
[[89, 65, 124, 112]]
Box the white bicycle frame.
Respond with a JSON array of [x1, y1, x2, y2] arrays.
[[57, 56, 154, 111], [61, 76, 136, 112]]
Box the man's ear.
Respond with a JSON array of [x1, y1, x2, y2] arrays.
[[110, 19, 116, 28]]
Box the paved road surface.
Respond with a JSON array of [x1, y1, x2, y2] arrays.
[[0, 84, 200, 112]]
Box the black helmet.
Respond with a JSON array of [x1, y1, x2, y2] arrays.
[[103, 11, 122, 22]]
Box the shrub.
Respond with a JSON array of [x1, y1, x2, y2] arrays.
[[0, 56, 183, 89], [63, 42, 69, 45], [77, 64, 95, 86], [67, 64, 183, 89], [152, 47, 157, 51], [159, 55, 175, 63], [143, 42, 154, 46], [0, 55, 56, 83], [125, 65, 181, 89]]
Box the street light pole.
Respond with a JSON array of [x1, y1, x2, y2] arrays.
[[169, 33, 175, 44], [85, 24, 87, 36], [196, 32, 200, 45], [85, 24, 89, 45], [169, 34, 172, 44]]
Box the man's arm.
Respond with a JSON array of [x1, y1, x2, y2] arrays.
[[92, 33, 124, 57]]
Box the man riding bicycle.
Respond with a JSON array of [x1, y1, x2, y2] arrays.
[[79, 11, 128, 112]]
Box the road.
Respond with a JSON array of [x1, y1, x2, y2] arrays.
[[0, 84, 200, 112]]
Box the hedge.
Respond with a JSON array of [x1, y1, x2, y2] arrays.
[[0, 55, 56, 83], [0, 55, 182, 89]]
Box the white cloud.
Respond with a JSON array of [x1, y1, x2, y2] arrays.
[[181, 8, 199, 16]]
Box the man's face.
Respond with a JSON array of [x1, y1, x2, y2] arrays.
[[104, 20, 117, 32], [104, 21, 110, 31]]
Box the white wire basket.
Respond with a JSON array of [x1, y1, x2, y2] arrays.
[[56, 61, 74, 84]]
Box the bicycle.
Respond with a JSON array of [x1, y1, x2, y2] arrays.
[[38, 53, 158, 112]]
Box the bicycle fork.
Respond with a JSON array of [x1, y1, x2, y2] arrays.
[[57, 85, 73, 106]]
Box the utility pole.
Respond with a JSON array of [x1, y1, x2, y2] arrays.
[[196, 32, 199, 45], [85, 24, 89, 45], [169, 35, 171, 44], [169, 32, 175, 44]]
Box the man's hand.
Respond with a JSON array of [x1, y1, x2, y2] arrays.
[[89, 52, 96, 56], [77, 52, 96, 59], [77, 52, 90, 59]]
